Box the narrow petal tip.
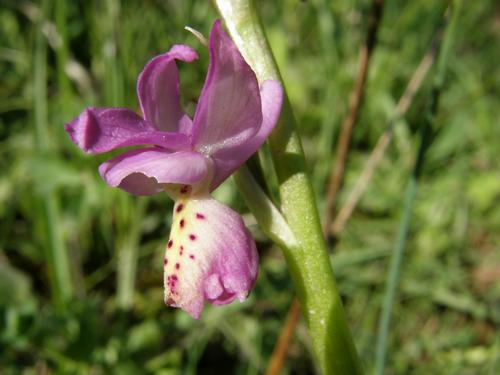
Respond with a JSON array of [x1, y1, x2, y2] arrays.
[[169, 44, 199, 62], [65, 107, 191, 154], [137, 44, 198, 132], [237, 291, 249, 303], [64, 108, 98, 153]]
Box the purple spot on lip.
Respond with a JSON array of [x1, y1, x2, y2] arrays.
[[164, 258, 168, 265], [189, 254, 195, 260], [196, 213, 205, 219], [176, 204, 184, 213], [167, 240, 173, 248], [175, 263, 180, 270], [180, 185, 189, 194], [166, 274, 179, 295], [189, 234, 197, 241], [180, 219, 185, 228]]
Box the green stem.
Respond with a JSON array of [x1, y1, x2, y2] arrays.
[[234, 166, 297, 251], [214, 2, 363, 373], [34, 0, 73, 308], [374, 1, 461, 373]]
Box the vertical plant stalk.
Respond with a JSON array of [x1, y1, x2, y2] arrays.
[[323, 0, 384, 235], [214, 1, 363, 374], [266, 2, 384, 373], [374, 2, 461, 374], [34, 0, 74, 308]]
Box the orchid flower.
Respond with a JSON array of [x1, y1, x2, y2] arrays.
[[65, 20, 283, 318]]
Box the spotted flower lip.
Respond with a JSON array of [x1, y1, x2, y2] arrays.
[[164, 195, 259, 318], [65, 20, 283, 318]]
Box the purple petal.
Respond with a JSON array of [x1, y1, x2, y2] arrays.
[[163, 197, 258, 319], [65, 108, 190, 154], [137, 44, 198, 132], [209, 80, 283, 190], [191, 20, 262, 155], [99, 148, 210, 195]]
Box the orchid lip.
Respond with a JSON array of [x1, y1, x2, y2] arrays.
[[163, 196, 258, 319]]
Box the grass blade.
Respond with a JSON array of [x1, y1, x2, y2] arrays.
[[33, 0, 74, 308], [374, 1, 462, 373]]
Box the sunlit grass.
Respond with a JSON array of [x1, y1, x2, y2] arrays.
[[0, 0, 498, 373]]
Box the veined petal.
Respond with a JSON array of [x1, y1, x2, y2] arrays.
[[137, 44, 198, 132], [65, 108, 190, 154], [209, 80, 283, 190], [99, 149, 210, 196], [191, 20, 262, 155], [163, 197, 258, 319]]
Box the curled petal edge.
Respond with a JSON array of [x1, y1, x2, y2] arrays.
[[99, 148, 210, 196], [137, 44, 198, 133]]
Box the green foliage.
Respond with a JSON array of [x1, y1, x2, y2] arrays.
[[0, 0, 498, 373]]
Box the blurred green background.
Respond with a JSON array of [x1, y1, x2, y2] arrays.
[[1, 0, 499, 373]]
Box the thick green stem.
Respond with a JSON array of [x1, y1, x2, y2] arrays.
[[214, 2, 362, 373]]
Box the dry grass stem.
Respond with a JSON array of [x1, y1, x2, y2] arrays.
[[332, 44, 437, 235]]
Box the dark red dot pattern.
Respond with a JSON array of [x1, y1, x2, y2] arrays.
[[166, 274, 179, 296], [165, 202, 212, 303]]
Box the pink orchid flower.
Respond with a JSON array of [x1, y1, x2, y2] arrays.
[[65, 20, 283, 318]]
